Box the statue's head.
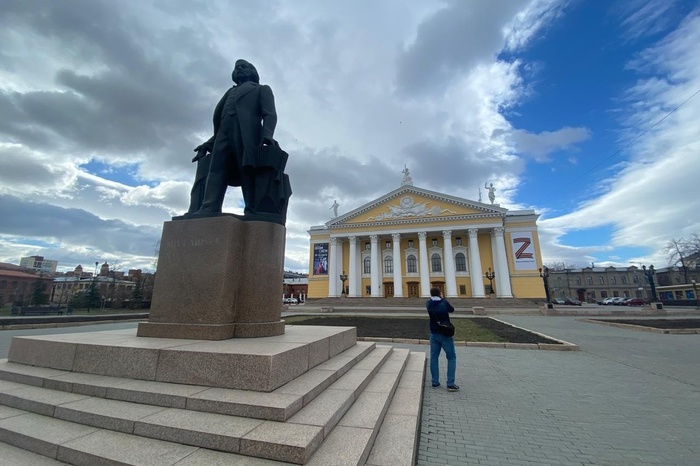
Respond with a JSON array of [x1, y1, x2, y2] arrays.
[[232, 59, 260, 85]]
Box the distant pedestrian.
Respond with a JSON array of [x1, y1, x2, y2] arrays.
[[426, 287, 459, 391]]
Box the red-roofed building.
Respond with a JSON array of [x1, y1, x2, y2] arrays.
[[0, 264, 53, 307]]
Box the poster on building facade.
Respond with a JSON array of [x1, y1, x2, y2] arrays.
[[511, 231, 537, 270], [313, 243, 329, 275]]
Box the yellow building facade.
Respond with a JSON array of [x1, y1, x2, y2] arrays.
[[307, 182, 544, 299]]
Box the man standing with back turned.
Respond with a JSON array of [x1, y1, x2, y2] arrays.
[[426, 287, 459, 391]]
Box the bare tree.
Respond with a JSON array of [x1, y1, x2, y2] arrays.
[[107, 260, 123, 308], [664, 237, 692, 283], [544, 261, 581, 271], [686, 233, 700, 263]]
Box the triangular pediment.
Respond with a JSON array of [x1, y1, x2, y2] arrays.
[[327, 185, 506, 228]]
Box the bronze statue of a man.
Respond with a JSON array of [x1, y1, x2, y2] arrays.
[[188, 59, 281, 217]]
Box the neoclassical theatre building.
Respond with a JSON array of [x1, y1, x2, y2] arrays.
[[307, 177, 545, 299]]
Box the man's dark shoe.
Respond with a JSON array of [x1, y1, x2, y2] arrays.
[[432, 382, 440, 388], [447, 384, 460, 391]]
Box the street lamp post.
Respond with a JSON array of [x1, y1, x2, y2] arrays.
[[339, 270, 348, 297], [539, 266, 551, 304], [485, 267, 495, 294], [87, 261, 99, 313], [692, 279, 699, 310], [642, 265, 658, 302]]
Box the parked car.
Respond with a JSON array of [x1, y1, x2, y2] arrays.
[[552, 298, 566, 305], [620, 298, 634, 306], [627, 298, 649, 306], [564, 298, 582, 306], [283, 297, 299, 304], [600, 297, 615, 305], [610, 297, 625, 305]]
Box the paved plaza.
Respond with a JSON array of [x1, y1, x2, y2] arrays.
[[412, 315, 700, 466], [1, 314, 699, 465]]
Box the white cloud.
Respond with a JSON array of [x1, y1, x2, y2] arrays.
[[615, 0, 682, 40], [10, 0, 694, 277], [539, 10, 700, 267], [509, 126, 591, 161]]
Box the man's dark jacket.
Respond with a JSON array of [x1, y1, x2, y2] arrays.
[[426, 297, 455, 335], [203, 81, 277, 186]]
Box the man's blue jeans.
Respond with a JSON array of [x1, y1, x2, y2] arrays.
[[430, 333, 456, 386]]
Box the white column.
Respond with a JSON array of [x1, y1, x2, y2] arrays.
[[468, 228, 485, 297], [443, 230, 457, 298], [328, 237, 338, 297], [392, 233, 403, 297], [492, 227, 513, 298], [348, 236, 358, 297], [337, 238, 344, 296], [418, 231, 431, 297], [355, 239, 362, 295], [370, 235, 381, 297]]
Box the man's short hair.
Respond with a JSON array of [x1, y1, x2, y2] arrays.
[[430, 288, 441, 297]]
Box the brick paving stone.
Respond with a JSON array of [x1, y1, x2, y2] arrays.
[[390, 313, 700, 466]]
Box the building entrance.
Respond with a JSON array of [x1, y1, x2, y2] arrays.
[[384, 283, 394, 298], [407, 282, 419, 298]]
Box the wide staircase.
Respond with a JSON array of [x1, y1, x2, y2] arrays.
[[0, 325, 426, 465], [307, 296, 542, 309]]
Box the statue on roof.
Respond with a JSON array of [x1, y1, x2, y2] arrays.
[[485, 182, 496, 204], [401, 165, 413, 186], [330, 200, 339, 217]]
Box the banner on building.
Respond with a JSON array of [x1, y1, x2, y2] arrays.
[[511, 231, 536, 271], [313, 243, 329, 275]]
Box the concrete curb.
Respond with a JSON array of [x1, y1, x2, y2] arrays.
[[578, 318, 700, 334], [357, 336, 580, 351], [0, 318, 148, 330]]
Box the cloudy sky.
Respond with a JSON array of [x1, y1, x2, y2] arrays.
[[1, 0, 698, 274]]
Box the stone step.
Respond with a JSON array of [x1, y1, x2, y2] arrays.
[[288, 346, 400, 439], [0, 345, 406, 464], [0, 440, 69, 465], [305, 348, 412, 465], [365, 351, 426, 466], [0, 408, 286, 465], [0, 341, 375, 422], [7, 325, 358, 392]]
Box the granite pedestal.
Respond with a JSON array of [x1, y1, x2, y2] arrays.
[[138, 215, 286, 340]]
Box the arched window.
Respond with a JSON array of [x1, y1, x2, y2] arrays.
[[455, 253, 466, 272], [407, 255, 417, 273], [384, 256, 393, 274], [431, 254, 442, 273], [586, 276, 592, 285], [363, 257, 371, 274]]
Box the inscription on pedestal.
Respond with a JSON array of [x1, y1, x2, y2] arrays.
[[166, 237, 222, 248], [138, 216, 286, 340]]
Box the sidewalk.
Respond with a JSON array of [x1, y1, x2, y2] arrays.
[[403, 314, 700, 465]]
